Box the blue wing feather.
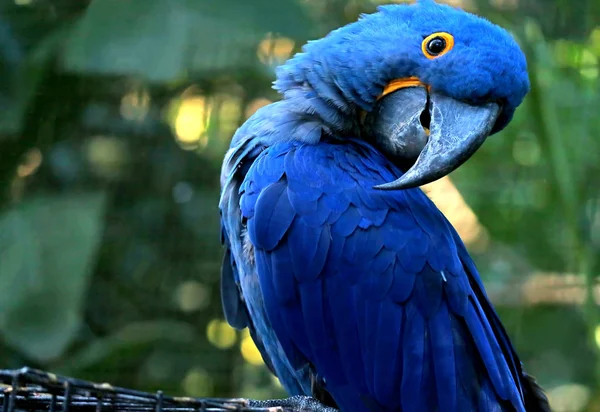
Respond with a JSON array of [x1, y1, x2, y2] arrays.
[[412, 264, 444, 318], [220, 243, 249, 329], [325, 275, 368, 393], [251, 180, 295, 251], [236, 138, 527, 411], [388, 259, 417, 303], [271, 244, 297, 304], [400, 301, 426, 411], [221, 133, 315, 395], [372, 300, 403, 406], [429, 300, 457, 411], [456, 236, 527, 402], [362, 298, 380, 396], [451, 313, 481, 409], [289, 218, 330, 281], [255, 248, 310, 371], [299, 280, 329, 349]]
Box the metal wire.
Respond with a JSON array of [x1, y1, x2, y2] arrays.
[[0, 368, 284, 412]]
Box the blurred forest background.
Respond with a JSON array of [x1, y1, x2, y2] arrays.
[[0, 0, 598, 410]]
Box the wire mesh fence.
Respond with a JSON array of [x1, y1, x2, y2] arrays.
[[0, 368, 292, 412]]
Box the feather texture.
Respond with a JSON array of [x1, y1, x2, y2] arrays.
[[235, 138, 527, 411], [218, 2, 548, 409]]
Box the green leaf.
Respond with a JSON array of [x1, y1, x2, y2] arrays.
[[61, 0, 313, 82], [0, 191, 107, 361], [0, 16, 22, 137], [0, 26, 66, 137], [58, 320, 196, 375]]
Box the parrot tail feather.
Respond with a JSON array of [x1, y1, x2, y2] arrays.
[[310, 372, 338, 408], [522, 372, 551, 412]]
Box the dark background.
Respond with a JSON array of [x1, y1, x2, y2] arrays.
[[0, 0, 598, 410]]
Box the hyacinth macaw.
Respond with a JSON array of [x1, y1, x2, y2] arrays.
[[219, 1, 550, 411]]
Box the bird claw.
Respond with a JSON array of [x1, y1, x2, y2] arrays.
[[246, 395, 338, 411]]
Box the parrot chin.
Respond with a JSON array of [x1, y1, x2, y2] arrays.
[[362, 86, 501, 190]]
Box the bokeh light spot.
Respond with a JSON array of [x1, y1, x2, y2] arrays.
[[175, 281, 209, 313], [120, 88, 150, 121], [579, 48, 598, 79], [172, 181, 194, 204], [217, 95, 243, 142], [86, 136, 129, 179], [182, 368, 213, 397], [257, 34, 295, 67], [547, 384, 591, 412], [594, 324, 600, 348], [422, 176, 488, 250], [590, 27, 600, 56], [271, 375, 283, 388], [17, 148, 42, 177], [174, 97, 210, 150], [206, 319, 237, 350], [240, 332, 264, 366], [512, 137, 541, 166]]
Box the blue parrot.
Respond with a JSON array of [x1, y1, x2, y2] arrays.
[[219, 1, 550, 411]]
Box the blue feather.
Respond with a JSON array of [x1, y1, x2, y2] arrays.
[[220, 246, 249, 329], [373, 300, 403, 407], [429, 301, 456, 411], [226, 138, 531, 410], [332, 205, 362, 237], [288, 219, 330, 281], [299, 279, 346, 383], [299, 280, 328, 348], [250, 181, 295, 251], [304, 66, 348, 112], [325, 277, 368, 393], [420, 320, 438, 412], [479, 380, 506, 412], [388, 259, 417, 303], [397, 229, 430, 273], [413, 264, 443, 318], [464, 297, 506, 399], [451, 314, 481, 408], [400, 301, 426, 411], [271, 244, 298, 304], [288, 185, 320, 215], [361, 249, 395, 300], [362, 298, 381, 397], [254, 245, 309, 373], [220, 4, 535, 408]]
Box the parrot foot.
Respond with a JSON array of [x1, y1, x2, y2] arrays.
[[246, 395, 338, 411]]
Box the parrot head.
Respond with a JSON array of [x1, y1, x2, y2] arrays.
[[274, 0, 529, 189]]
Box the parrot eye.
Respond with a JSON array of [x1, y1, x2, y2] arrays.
[[422, 32, 454, 59], [427, 38, 445, 54]]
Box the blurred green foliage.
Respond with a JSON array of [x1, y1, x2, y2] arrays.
[[0, 0, 598, 411]]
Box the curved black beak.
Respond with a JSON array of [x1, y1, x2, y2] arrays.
[[363, 86, 501, 190]]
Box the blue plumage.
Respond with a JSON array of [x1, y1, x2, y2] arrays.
[[219, 1, 549, 411], [238, 139, 523, 411]]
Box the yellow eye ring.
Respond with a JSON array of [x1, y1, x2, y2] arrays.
[[422, 32, 454, 59]]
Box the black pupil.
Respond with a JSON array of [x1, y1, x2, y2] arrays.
[[427, 37, 446, 55]]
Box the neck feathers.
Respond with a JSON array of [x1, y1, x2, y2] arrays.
[[273, 58, 360, 138]]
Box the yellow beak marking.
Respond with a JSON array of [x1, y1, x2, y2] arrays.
[[378, 77, 430, 100]]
